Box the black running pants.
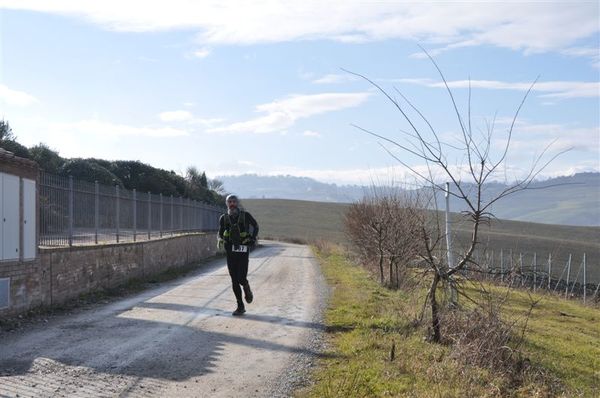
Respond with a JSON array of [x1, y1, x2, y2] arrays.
[[226, 250, 249, 305]]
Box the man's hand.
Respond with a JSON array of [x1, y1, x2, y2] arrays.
[[217, 238, 225, 251]]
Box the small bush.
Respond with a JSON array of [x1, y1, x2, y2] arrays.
[[439, 306, 562, 394], [313, 239, 334, 256], [441, 308, 516, 371]]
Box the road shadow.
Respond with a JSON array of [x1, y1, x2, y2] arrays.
[[0, 307, 336, 384], [136, 301, 324, 331], [0, 240, 334, 396]]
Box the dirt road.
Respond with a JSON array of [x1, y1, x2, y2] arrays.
[[0, 242, 326, 397]]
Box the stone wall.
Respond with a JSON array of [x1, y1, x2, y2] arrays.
[[0, 259, 46, 315], [0, 233, 216, 316]]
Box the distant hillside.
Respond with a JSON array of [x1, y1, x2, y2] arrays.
[[244, 198, 600, 283], [437, 172, 600, 227], [222, 173, 600, 226], [219, 174, 367, 202]]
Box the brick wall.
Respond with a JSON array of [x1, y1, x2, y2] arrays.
[[0, 233, 216, 316], [0, 259, 46, 314]]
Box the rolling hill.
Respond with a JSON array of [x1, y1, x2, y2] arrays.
[[222, 172, 600, 226], [243, 198, 600, 284]]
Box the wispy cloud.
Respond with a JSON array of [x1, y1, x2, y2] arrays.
[[303, 130, 321, 138], [561, 46, 600, 68], [158, 110, 193, 122], [390, 78, 600, 99], [208, 92, 370, 134], [158, 110, 224, 127], [0, 84, 39, 106], [50, 120, 188, 138], [2, 2, 598, 58], [493, 119, 600, 153], [189, 47, 211, 59], [312, 74, 357, 84]]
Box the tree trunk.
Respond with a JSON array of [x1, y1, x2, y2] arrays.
[[389, 258, 394, 286], [430, 273, 442, 343]]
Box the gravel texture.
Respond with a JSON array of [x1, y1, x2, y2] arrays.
[[0, 241, 328, 398]]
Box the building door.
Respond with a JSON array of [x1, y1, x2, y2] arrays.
[[1, 172, 20, 260], [23, 178, 36, 260]]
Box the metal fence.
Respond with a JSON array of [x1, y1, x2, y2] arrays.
[[461, 248, 599, 303], [39, 172, 223, 247]]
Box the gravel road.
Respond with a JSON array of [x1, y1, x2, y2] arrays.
[[0, 241, 327, 398]]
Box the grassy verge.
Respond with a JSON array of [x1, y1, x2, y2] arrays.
[[497, 287, 600, 395], [300, 247, 599, 397]]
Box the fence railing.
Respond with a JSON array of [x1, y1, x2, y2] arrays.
[[39, 172, 223, 247], [459, 248, 599, 304]]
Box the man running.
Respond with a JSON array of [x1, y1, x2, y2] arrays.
[[218, 194, 259, 316]]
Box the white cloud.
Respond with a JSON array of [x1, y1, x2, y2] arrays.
[[0, 84, 39, 106], [303, 130, 321, 138], [494, 119, 600, 153], [159, 110, 225, 127], [408, 40, 479, 59], [1, 1, 598, 58], [392, 78, 600, 99], [189, 117, 226, 127], [561, 46, 600, 68], [190, 47, 211, 58], [50, 119, 188, 138], [312, 74, 357, 84], [158, 110, 193, 122], [208, 92, 370, 134]]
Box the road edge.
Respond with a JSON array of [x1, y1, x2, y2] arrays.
[[267, 245, 331, 398]]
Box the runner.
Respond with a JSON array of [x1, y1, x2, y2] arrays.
[[217, 194, 259, 315]]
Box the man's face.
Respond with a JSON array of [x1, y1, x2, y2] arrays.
[[227, 198, 238, 210]]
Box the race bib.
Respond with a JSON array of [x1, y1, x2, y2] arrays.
[[232, 245, 248, 253]]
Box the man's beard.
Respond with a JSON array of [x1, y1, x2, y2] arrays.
[[227, 207, 239, 216]]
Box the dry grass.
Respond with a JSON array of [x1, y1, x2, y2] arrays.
[[300, 246, 599, 397]]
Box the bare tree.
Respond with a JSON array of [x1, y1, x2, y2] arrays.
[[378, 188, 425, 288], [345, 198, 388, 284], [345, 186, 425, 288], [345, 50, 566, 342]]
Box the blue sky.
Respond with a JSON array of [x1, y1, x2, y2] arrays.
[[0, 1, 598, 185]]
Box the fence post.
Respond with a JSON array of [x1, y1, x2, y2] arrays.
[[148, 192, 152, 240], [94, 180, 99, 244], [509, 249, 513, 279], [519, 252, 523, 286], [133, 189, 137, 242], [583, 253, 586, 304], [159, 193, 163, 238], [565, 254, 572, 298], [547, 253, 552, 290], [170, 195, 174, 236], [115, 185, 120, 243], [179, 197, 183, 232], [68, 175, 73, 247], [500, 249, 504, 282], [533, 252, 537, 291], [489, 250, 493, 281]]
